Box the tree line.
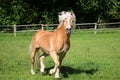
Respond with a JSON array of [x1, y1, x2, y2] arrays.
[[0, 0, 120, 25]]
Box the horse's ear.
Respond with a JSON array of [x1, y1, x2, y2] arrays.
[[70, 11, 73, 15], [63, 11, 66, 14]]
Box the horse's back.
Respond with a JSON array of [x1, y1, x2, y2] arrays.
[[34, 30, 52, 40]]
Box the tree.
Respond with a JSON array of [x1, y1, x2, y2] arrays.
[[76, 0, 120, 23], [0, 0, 120, 25]]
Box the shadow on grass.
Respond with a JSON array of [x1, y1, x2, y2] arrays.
[[60, 66, 98, 78], [44, 65, 98, 78]]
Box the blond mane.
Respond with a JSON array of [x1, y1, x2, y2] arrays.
[[58, 11, 76, 27]]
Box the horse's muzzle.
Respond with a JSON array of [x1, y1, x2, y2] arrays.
[[66, 28, 72, 34]]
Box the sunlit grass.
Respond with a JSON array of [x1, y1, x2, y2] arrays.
[[0, 30, 120, 80]]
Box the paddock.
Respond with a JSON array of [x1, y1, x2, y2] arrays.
[[0, 29, 120, 80]]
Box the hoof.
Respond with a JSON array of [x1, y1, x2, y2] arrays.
[[49, 69, 55, 75], [32, 73, 35, 75], [31, 70, 35, 75]]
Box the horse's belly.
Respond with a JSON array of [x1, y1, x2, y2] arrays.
[[57, 44, 70, 54], [57, 49, 68, 54]]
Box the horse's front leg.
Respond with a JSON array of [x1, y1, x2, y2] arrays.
[[55, 53, 66, 78], [49, 51, 60, 79]]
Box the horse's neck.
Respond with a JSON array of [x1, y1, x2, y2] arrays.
[[55, 23, 69, 40], [56, 23, 65, 34], [57, 22, 63, 29]]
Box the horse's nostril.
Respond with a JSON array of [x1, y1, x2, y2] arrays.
[[66, 28, 68, 30], [66, 28, 72, 34], [66, 28, 71, 30]]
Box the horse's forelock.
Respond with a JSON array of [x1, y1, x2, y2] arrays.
[[58, 11, 76, 22], [58, 11, 76, 28]]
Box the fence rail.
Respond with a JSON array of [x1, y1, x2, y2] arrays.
[[0, 22, 120, 37]]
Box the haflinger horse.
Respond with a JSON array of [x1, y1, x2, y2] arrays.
[[30, 11, 76, 79]]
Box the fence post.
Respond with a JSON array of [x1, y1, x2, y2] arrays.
[[41, 24, 44, 30], [14, 24, 16, 37], [94, 23, 97, 34]]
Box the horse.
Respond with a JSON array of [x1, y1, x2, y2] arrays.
[[30, 11, 76, 79]]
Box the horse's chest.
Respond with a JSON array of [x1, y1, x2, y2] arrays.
[[58, 43, 70, 53]]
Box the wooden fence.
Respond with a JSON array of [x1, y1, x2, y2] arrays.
[[0, 22, 120, 37]]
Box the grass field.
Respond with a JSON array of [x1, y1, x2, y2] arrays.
[[0, 30, 120, 80]]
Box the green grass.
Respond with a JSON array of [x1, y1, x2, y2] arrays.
[[0, 30, 120, 80]]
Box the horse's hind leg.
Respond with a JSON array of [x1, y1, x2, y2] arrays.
[[30, 47, 39, 75], [40, 53, 48, 74]]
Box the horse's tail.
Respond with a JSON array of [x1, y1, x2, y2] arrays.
[[29, 42, 32, 54], [30, 42, 40, 68]]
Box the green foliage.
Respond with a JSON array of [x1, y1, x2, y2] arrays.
[[0, 0, 120, 25], [41, 11, 53, 24], [78, 0, 120, 22]]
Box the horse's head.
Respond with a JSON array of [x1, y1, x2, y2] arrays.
[[58, 11, 76, 34]]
